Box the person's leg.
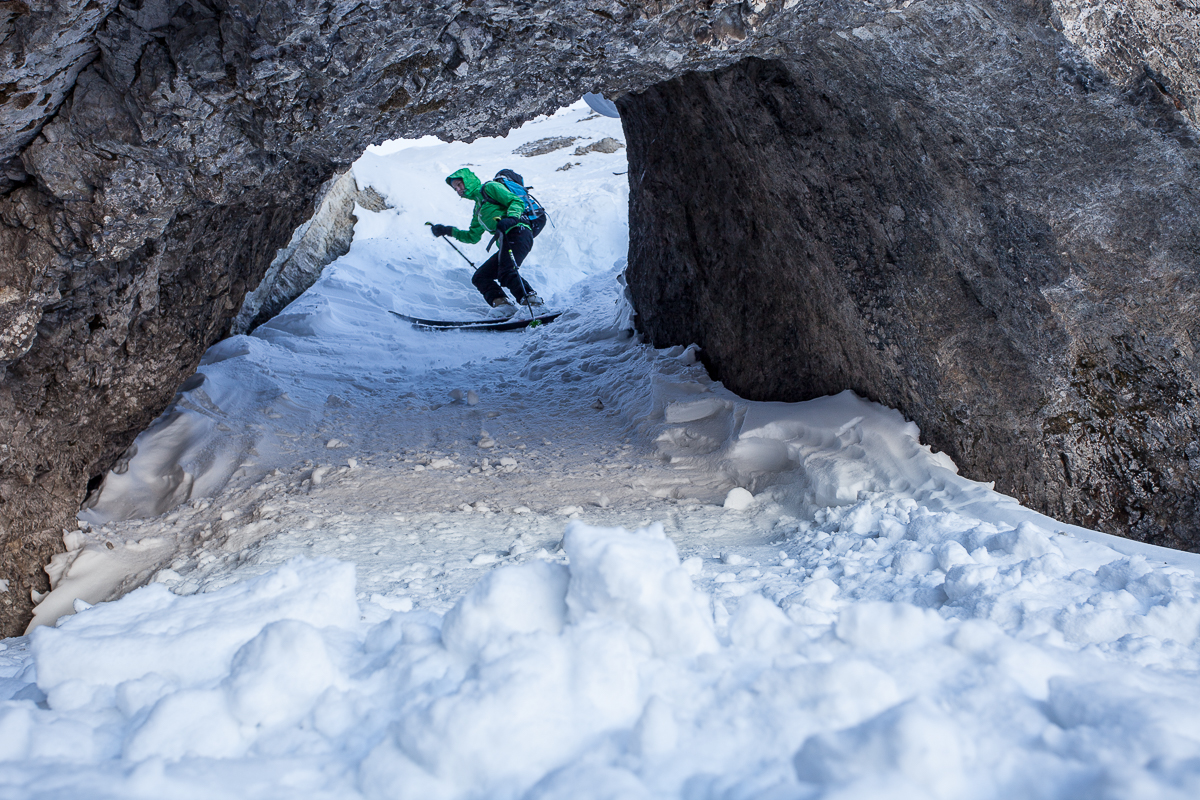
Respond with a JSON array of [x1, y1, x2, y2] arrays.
[[496, 227, 534, 302], [471, 253, 507, 305]]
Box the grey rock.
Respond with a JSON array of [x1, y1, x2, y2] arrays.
[[574, 137, 625, 156], [622, 8, 1200, 552], [0, 0, 118, 173], [1055, 0, 1200, 129], [232, 170, 381, 335], [515, 136, 580, 157]]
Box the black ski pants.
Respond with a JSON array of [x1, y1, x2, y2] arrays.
[[472, 225, 534, 305]]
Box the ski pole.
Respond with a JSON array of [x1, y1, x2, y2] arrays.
[[426, 222, 475, 268], [498, 232, 534, 323], [509, 247, 536, 323]]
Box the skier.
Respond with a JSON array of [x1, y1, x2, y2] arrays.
[[430, 168, 545, 318]]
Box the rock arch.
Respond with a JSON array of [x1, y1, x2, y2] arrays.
[[1, 0, 1198, 632]]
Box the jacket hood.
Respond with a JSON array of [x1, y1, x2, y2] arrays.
[[446, 168, 482, 198]]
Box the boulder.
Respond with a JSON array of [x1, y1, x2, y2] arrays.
[[622, 5, 1200, 550]]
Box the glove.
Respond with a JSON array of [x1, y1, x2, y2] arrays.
[[430, 224, 453, 237], [496, 216, 524, 235]]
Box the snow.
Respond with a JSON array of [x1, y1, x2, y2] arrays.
[[4, 100, 1200, 798]]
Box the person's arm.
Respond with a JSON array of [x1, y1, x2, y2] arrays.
[[452, 209, 486, 244]]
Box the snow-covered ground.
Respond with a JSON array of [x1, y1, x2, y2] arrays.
[[4, 101, 1200, 800]]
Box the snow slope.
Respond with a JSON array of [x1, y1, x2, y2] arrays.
[[3, 101, 1200, 800]]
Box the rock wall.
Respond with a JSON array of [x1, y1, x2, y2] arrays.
[[622, 5, 1200, 550], [1056, 0, 1200, 129], [1, 0, 1198, 633], [231, 171, 389, 335]]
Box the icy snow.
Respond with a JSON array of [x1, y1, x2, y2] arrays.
[[4, 101, 1200, 799]]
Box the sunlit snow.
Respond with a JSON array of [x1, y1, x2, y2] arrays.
[[3, 101, 1200, 800]]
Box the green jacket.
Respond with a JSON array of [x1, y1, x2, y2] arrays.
[[444, 168, 528, 245]]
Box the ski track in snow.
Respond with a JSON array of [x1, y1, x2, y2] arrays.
[[3, 102, 1200, 799]]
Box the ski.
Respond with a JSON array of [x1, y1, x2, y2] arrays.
[[389, 309, 563, 331]]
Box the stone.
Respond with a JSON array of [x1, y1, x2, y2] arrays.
[[573, 137, 625, 156], [231, 171, 382, 335], [622, 11, 1200, 551], [515, 136, 580, 157]]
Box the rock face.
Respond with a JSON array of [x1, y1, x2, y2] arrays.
[[231, 171, 388, 335], [0, 0, 1198, 633], [622, 5, 1200, 550]]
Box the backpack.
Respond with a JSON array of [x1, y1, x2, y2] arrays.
[[492, 169, 547, 224]]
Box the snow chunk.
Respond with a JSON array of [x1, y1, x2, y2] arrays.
[[665, 397, 729, 423], [225, 619, 339, 728], [730, 594, 795, 652], [441, 561, 570, 660], [723, 487, 755, 510], [525, 765, 650, 800], [370, 593, 414, 613], [794, 699, 965, 798], [836, 601, 947, 651], [124, 688, 243, 761], [562, 522, 718, 657]]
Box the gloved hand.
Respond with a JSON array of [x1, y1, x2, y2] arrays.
[[496, 216, 524, 235], [430, 224, 453, 237]]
